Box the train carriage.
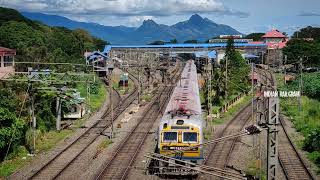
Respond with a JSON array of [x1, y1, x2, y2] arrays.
[[156, 60, 204, 175]]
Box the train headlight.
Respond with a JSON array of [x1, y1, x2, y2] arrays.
[[162, 146, 170, 150], [191, 147, 198, 151]]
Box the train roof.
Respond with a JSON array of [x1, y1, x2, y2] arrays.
[[164, 60, 202, 116]]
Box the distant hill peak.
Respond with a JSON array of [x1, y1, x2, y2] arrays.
[[21, 11, 241, 44], [189, 14, 203, 22], [142, 19, 158, 26]]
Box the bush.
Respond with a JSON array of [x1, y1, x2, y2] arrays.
[[303, 128, 320, 152], [0, 108, 26, 160]]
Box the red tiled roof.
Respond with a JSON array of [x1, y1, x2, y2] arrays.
[[262, 29, 286, 38], [0, 47, 16, 56]]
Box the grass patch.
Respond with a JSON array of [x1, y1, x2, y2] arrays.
[[276, 73, 320, 173], [0, 146, 30, 177], [245, 158, 266, 180], [0, 129, 74, 178], [77, 78, 107, 112], [141, 93, 152, 102], [36, 129, 74, 153], [281, 96, 320, 135], [210, 95, 252, 125], [97, 139, 113, 150]]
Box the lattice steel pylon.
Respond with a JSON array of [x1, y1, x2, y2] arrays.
[[206, 57, 212, 116], [267, 97, 279, 180]]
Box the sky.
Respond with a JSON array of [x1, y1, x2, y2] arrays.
[[1, 0, 320, 35]]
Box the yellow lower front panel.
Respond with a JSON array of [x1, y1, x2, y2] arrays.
[[160, 150, 201, 158]]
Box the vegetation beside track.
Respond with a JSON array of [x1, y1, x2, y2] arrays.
[[246, 157, 267, 180], [0, 7, 109, 177], [211, 95, 251, 125], [276, 73, 320, 174], [203, 94, 251, 140], [77, 79, 107, 112], [0, 129, 74, 177]]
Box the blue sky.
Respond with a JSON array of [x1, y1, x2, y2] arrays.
[[1, 0, 320, 34]]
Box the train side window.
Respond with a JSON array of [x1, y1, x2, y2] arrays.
[[183, 132, 197, 143], [163, 132, 178, 142]]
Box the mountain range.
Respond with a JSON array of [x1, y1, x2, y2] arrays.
[[22, 12, 241, 45]]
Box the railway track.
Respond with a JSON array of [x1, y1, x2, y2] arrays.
[[26, 73, 139, 180], [258, 68, 315, 180], [198, 67, 274, 180], [95, 64, 182, 180], [197, 101, 254, 180], [278, 117, 315, 180]]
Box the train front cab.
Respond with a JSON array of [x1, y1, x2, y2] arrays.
[[157, 122, 203, 175]]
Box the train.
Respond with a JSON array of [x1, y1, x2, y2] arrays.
[[156, 60, 204, 175]]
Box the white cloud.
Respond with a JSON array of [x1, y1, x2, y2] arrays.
[[2, 0, 248, 17], [128, 16, 154, 26]]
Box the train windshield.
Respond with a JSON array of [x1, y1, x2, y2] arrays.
[[163, 132, 178, 142], [183, 132, 197, 143]]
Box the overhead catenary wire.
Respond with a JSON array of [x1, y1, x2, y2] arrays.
[[145, 155, 245, 180], [149, 152, 244, 178]]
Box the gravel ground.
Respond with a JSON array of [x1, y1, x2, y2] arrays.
[[59, 101, 145, 180], [125, 111, 162, 180], [72, 70, 163, 180]]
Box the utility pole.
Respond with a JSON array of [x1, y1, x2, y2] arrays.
[[225, 56, 228, 107], [251, 63, 256, 149], [108, 63, 114, 139], [251, 63, 255, 123], [284, 55, 287, 84], [30, 94, 36, 155], [56, 95, 62, 131], [137, 52, 141, 104], [299, 57, 303, 111], [110, 74, 114, 139], [207, 56, 212, 116]]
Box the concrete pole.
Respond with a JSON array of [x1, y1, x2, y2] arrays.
[[225, 56, 228, 107], [0, 55, 3, 68], [284, 55, 287, 84], [109, 72, 114, 139], [299, 57, 303, 111], [56, 96, 62, 131], [251, 63, 257, 152], [30, 95, 36, 154]]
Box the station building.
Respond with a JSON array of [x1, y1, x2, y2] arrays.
[[261, 29, 288, 49], [249, 29, 288, 66], [0, 46, 16, 79]]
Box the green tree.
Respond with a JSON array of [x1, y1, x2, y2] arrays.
[[245, 33, 265, 41], [221, 38, 250, 98], [0, 21, 45, 51], [0, 7, 39, 28], [184, 40, 198, 44], [148, 40, 165, 45], [0, 108, 26, 160], [283, 39, 320, 67], [169, 39, 178, 44], [293, 26, 320, 40]]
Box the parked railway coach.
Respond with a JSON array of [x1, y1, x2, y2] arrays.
[[156, 60, 204, 175]]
